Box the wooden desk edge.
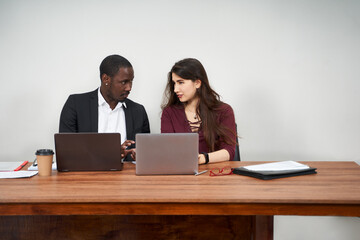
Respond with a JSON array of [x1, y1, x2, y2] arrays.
[[1, 202, 359, 217]]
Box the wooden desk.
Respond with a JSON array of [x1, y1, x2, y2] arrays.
[[1, 161, 359, 239]]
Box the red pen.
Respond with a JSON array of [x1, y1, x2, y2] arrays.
[[14, 161, 28, 171]]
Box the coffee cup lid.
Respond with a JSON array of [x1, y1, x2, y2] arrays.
[[35, 149, 54, 155]]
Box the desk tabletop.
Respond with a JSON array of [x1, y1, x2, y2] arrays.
[[1, 161, 359, 216]]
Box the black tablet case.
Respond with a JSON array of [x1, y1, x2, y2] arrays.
[[232, 167, 317, 180]]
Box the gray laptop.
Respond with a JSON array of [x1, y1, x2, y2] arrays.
[[54, 133, 123, 171], [135, 133, 199, 175]]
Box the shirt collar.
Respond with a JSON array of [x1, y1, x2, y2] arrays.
[[98, 88, 106, 106], [98, 88, 127, 109]]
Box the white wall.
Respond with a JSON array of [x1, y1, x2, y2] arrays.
[[0, 0, 359, 239]]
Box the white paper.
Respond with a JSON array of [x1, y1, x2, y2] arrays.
[[243, 161, 310, 171], [28, 162, 57, 171], [0, 161, 27, 171], [0, 171, 38, 179]]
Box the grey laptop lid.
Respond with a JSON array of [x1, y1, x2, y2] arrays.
[[54, 133, 123, 171], [136, 133, 199, 175]]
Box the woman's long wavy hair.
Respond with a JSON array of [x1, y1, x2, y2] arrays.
[[161, 58, 236, 152]]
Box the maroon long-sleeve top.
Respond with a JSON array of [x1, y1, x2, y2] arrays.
[[161, 103, 236, 160]]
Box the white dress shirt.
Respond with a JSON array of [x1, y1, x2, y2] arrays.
[[98, 88, 127, 144]]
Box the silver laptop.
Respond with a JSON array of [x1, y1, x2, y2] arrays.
[[136, 133, 199, 175], [54, 133, 123, 171]]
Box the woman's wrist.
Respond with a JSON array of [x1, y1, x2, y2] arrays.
[[199, 152, 209, 164]]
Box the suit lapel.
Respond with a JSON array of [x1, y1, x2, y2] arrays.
[[90, 89, 98, 132], [124, 99, 133, 140]]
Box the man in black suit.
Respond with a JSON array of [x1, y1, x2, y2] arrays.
[[59, 54, 150, 160]]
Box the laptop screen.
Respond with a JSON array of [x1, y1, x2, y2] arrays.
[[55, 133, 122, 171], [135, 133, 198, 175]]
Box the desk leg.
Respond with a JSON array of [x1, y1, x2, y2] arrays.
[[253, 215, 274, 240]]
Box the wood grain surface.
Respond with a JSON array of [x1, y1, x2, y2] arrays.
[[0, 215, 271, 240], [0, 161, 359, 216]]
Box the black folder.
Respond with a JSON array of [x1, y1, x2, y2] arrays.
[[232, 167, 317, 180]]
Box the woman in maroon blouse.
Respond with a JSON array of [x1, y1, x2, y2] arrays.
[[161, 58, 237, 164]]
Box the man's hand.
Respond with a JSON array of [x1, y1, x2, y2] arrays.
[[121, 140, 136, 159]]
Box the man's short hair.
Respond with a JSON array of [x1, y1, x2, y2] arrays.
[[99, 55, 132, 79]]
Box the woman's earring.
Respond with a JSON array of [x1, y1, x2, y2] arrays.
[[106, 83, 108, 86]]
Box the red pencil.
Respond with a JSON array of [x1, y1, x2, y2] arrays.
[[14, 161, 28, 171]]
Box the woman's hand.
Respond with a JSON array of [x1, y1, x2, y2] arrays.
[[198, 154, 206, 165]]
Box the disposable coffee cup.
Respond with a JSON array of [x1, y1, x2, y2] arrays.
[[35, 149, 54, 176]]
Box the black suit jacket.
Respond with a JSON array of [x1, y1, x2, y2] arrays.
[[59, 89, 150, 160]]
